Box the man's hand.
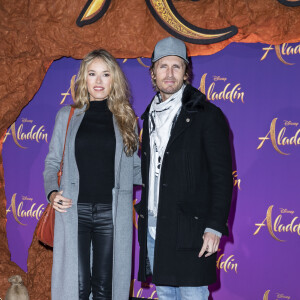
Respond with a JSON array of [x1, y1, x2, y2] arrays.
[[198, 232, 220, 258]]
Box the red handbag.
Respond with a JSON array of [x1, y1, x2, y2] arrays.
[[36, 107, 75, 247]]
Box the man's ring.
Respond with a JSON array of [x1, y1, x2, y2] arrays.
[[58, 200, 63, 206]]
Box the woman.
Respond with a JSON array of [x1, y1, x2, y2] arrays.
[[43, 49, 141, 300]]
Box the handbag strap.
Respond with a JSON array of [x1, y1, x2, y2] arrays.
[[58, 107, 75, 180]]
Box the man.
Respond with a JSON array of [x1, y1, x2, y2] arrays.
[[136, 36, 233, 300]]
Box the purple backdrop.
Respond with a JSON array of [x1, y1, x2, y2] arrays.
[[3, 42, 300, 300]]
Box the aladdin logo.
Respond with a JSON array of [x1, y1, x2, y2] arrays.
[[254, 205, 300, 242], [216, 250, 238, 274], [263, 290, 291, 300], [261, 43, 300, 65], [257, 118, 300, 155], [199, 73, 245, 103], [130, 279, 157, 299], [4, 119, 48, 149], [6, 194, 45, 226]]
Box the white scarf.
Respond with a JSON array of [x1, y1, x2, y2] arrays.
[[148, 85, 185, 217]]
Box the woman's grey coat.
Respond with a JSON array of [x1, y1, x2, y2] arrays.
[[43, 105, 141, 300]]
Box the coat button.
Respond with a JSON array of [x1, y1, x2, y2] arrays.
[[142, 183, 145, 187], [186, 118, 190, 123], [166, 152, 169, 155], [144, 151, 147, 156], [194, 216, 199, 220], [162, 183, 167, 187], [140, 214, 144, 218]]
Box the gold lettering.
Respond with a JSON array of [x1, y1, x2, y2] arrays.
[[216, 254, 238, 273], [4, 122, 48, 148], [280, 208, 294, 215], [129, 279, 135, 297], [17, 124, 48, 143], [261, 45, 274, 61], [17, 202, 45, 220], [282, 43, 288, 55], [232, 171, 241, 190], [276, 294, 291, 300], [3, 123, 26, 148], [277, 127, 286, 145], [60, 75, 76, 104], [21, 118, 33, 123], [289, 129, 300, 145], [6, 193, 45, 225], [129, 278, 157, 299], [254, 217, 267, 235], [277, 127, 300, 146], [284, 43, 300, 56], [257, 130, 271, 149], [200, 74, 244, 103], [60, 87, 71, 105], [263, 290, 270, 300], [150, 291, 158, 299], [287, 45, 294, 55], [284, 120, 298, 126], [136, 288, 144, 298], [274, 215, 300, 235], [254, 205, 284, 242], [255, 206, 300, 240], [257, 118, 289, 155], [213, 76, 227, 82], [6, 193, 26, 226], [199, 73, 207, 94], [207, 82, 216, 99], [275, 44, 294, 65], [137, 58, 150, 68], [262, 43, 300, 65], [139, 128, 143, 145]]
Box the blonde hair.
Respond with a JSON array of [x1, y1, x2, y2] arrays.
[[73, 49, 138, 156]]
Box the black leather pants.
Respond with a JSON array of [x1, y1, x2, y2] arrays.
[[78, 203, 113, 300]]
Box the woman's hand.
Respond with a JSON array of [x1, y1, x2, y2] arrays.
[[50, 191, 72, 213]]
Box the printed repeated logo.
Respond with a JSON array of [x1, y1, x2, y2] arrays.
[[257, 119, 300, 155], [263, 290, 291, 300], [199, 73, 245, 103], [216, 250, 238, 274], [261, 43, 300, 65], [4, 118, 48, 149], [6, 194, 45, 226], [254, 205, 300, 242]]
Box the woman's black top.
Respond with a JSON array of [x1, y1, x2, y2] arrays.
[[75, 99, 115, 204]]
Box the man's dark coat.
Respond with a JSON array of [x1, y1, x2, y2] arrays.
[[136, 84, 233, 286]]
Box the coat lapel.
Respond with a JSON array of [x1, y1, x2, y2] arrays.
[[68, 106, 85, 182], [141, 85, 205, 152], [165, 108, 194, 151], [113, 116, 123, 188], [69, 106, 86, 140]]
